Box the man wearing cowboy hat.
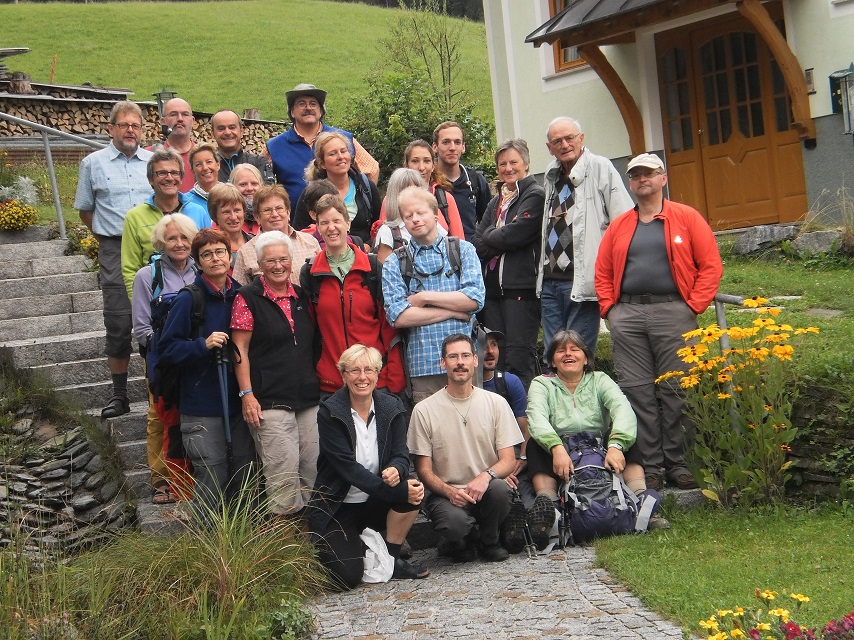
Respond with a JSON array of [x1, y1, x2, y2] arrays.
[[266, 83, 379, 208]]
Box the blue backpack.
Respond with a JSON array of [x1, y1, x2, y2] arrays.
[[145, 255, 204, 406], [560, 431, 659, 543]]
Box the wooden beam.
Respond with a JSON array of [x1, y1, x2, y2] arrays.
[[578, 44, 646, 155], [737, 0, 816, 140]]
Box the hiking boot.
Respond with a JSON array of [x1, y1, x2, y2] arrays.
[[478, 542, 509, 562], [669, 473, 699, 490], [528, 495, 556, 551], [648, 515, 671, 530], [644, 473, 664, 491], [499, 497, 528, 554], [449, 539, 477, 563], [101, 394, 130, 419]]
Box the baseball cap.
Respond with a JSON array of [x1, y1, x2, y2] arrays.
[[626, 153, 665, 174]]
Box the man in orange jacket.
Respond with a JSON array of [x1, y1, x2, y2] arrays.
[[594, 153, 722, 492]]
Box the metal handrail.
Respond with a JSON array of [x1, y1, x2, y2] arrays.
[[713, 293, 745, 352], [1, 110, 107, 240]]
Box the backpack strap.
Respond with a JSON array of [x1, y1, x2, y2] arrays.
[[301, 255, 321, 306], [361, 252, 383, 318], [434, 188, 451, 230], [493, 370, 509, 400], [390, 225, 405, 250], [184, 284, 206, 336], [445, 235, 462, 277], [358, 172, 374, 210], [150, 253, 165, 299]]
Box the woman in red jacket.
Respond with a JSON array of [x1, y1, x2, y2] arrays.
[[300, 194, 406, 399]]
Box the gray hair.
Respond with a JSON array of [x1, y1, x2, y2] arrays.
[[147, 146, 185, 181], [495, 138, 531, 166], [385, 168, 427, 224], [109, 100, 144, 125], [150, 213, 198, 252], [546, 116, 583, 140], [229, 163, 263, 185], [253, 230, 294, 262]]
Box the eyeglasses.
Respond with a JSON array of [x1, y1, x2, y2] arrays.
[[345, 367, 378, 377], [259, 205, 288, 216], [262, 257, 292, 267], [443, 353, 474, 362], [165, 111, 192, 119], [548, 133, 581, 146], [628, 170, 663, 180], [153, 170, 182, 178], [112, 122, 142, 132], [199, 248, 229, 261]]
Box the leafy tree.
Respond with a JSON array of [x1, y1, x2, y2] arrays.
[[340, 70, 495, 185]]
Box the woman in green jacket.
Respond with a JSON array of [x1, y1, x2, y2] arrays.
[[525, 329, 647, 547]]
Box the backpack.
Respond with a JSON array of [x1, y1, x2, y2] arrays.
[[147, 281, 206, 407], [301, 252, 383, 312], [392, 235, 462, 291], [560, 431, 658, 544], [491, 370, 509, 400], [434, 188, 451, 229]]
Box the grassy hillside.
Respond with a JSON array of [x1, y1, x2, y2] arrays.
[[0, 0, 493, 123]]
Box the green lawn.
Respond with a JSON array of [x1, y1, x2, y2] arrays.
[[0, 0, 493, 123]]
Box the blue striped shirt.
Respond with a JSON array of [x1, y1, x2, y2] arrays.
[[74, 142, 153, 237], [382, 236, 485, 377]]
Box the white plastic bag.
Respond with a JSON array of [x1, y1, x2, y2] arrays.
[[360, 527, 394, 583]]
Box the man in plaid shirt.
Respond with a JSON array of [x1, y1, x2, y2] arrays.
[[382, 187, 485, 404]]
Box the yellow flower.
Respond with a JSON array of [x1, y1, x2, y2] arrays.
[[748, 347, 770, 360], [707, 633, 728, 640], [730, 630, 746, 639], [700, 617, 719, 630], [734, 607, 744, 616], [701, 325, 724, 343], [772, 344, 794, 361], [756, 589, 777, 601], [680, 374, 701, 389], [789, 593, 810, 603], [794, 327, 820, 335], [743, 296, 770, 308], [753, 317, 775, 328], [678, 343, 709, 363], [718, 393, 731, 400], [718, 609, 734, 617], [696, 359, 717, 371], [761, 332, 790, 344], [781, 444, 792, 452], [756, 622, 771, 631], [717, 373, 732, 383], [683, 327, 705, 339], [655, 370, 684, 383], [768, 608, 790, 622], [766, 307, 782, 317]]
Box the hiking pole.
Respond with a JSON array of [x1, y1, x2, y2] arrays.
[[513, 489, 538, 559], [214, 347, 234, 476]]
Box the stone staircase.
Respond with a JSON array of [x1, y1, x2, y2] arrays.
[[0, 226, 159, 528]]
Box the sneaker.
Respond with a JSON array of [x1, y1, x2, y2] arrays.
[[499, 498, 528, 554], [392, 557, 430, 579], [670, 473, 699, 490], [528, 495, 556, 551], [478, 542, 509, 562], [645, 473, 664, 491], [648, 515, 671, 530]]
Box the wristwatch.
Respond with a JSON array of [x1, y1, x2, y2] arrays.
[[485, 468, 498, 480], [608, 442, 623, 451]]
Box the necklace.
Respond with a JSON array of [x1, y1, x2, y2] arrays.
[[446, 387, 474, 427]]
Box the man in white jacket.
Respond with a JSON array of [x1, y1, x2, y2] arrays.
[[537, 117, 634, 355]]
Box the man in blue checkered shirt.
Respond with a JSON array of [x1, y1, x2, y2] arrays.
[[382, 186, 485, 404]]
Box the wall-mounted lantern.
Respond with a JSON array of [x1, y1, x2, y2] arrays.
[[152, 87, 177, 118]]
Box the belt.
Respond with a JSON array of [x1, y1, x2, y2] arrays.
[[619, 293, 681, 304]]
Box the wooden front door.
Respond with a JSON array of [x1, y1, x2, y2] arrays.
[[655, 6, 807, 230]]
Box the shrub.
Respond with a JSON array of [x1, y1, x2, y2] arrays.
[[0, 198, 39, 231], [341, 70, 495, 184]]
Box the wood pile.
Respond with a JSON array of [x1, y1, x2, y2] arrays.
[[0, 96, 285, 156]]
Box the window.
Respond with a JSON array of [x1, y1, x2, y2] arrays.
[[550, 0, 588, 72]]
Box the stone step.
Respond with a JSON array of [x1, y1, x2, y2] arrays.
[[0, 290, 102, 322], [0, 225, 53, 244], [117, 438, 148, 471], [0, 238, 68, 260], [108, 404, 149, 444], [136, 501, 186, 536], [30, 354, 145, 387], [125, 468, 153, 499], [0, 254, 90, 280], [0, 309, 104, 342], [55, 376, 149, 410], [1, 271, 100, 299], [0, 330, 107, 368]]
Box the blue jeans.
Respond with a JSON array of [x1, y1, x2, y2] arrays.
[[540, 279, 602, 359]]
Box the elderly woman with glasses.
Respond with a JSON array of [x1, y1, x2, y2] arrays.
[[158, 228, 256, 519], [231, 230, 321, 516], [310, 344, 428, 590]]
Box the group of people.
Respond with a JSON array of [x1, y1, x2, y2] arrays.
[[74, 82, 722, 590]]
